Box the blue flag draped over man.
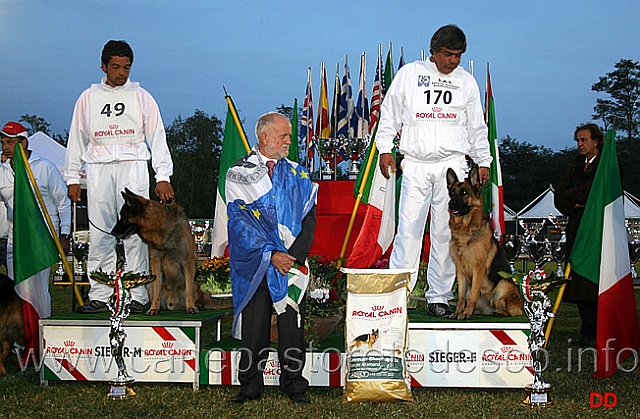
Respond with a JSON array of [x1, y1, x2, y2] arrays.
[[225, 112, 317, 403], [226, 144, 317, 338]]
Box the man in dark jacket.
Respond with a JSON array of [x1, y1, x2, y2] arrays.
[[554, 123, 605, 348]]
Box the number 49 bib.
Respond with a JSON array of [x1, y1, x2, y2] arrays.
[[89, 82, 141, 145]]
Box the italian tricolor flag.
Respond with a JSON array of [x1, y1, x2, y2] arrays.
[[345, 132, 396, 269], [482, 65, 505, 239], [13, 144, 59, 361], [210, 96, 251, 257], [569, 129, 640, 379]]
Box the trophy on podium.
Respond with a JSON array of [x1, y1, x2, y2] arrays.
[[316, 137, 341, 180], [343, 135, 369, 180], [91, 256, 155, 400]]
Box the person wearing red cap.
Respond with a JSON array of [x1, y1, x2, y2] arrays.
[[0, 121, 71, 356], [64, 40, 174, 314]]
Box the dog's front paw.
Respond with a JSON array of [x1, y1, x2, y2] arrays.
[[450, 311, 472, 320], [145, 308, 160, 316], [187, 306, 200, 314]]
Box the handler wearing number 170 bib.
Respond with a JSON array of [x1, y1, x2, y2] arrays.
[[64, 40, 175, 314], [376, 25, 492, 318]]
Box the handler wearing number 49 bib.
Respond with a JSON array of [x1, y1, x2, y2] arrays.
[[65, 40, 175, 314]]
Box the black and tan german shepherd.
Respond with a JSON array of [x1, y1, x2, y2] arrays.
[[348, 329, 379, 352], [112, 188, 207, 315], [0, 273, 24, 376], [446, 167, 523, 320]]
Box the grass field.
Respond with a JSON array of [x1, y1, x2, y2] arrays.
[[1, 277, 639, 418]]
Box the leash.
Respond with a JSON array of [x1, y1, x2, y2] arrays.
[[88, 217, 116, 236]]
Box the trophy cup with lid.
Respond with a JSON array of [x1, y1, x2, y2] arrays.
[[520, 269, 555, 407]]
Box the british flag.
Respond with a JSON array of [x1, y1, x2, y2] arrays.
[[299, 68, 314, 158]]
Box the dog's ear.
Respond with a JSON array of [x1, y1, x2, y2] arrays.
[[446, 168, 459, 190], [121, 189, 143, 209], [121, 190, 133, 206], [468, 165, 481, 191]]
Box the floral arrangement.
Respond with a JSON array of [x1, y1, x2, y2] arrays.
[[196, 256, 232, 295], [306, 255, 344, 318]]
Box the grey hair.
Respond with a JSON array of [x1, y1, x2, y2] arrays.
[[255, 112, 286, 140]]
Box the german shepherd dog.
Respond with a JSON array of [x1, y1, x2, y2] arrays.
[[446, 167, 523, 320], [111, 188, 204, 315], [0, 273, 24, 376], [348, 329, 379, 352]]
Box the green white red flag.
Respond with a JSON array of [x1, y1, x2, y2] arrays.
[[569, 129, 640, 379], [210, 96, 251, 256], [345, 135, 396, 269], [482, 65, 505, 239], [346, 48, 398, 269], [13, 143, 59, 361]]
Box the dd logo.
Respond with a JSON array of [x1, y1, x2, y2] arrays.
[[590, 392, 617, 408]]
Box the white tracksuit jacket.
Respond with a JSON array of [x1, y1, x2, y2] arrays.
[[376, 59, 491, 302], [65, 77, 173, 303]]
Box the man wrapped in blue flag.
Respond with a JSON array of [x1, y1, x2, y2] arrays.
[[226, 112, 317, 404]]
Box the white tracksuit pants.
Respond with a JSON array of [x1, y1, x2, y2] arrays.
[[389, 156, 466, 305], [85, 161, 149, 304]]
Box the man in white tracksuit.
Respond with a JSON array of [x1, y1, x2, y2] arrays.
[[65, 40, 174, 314], [377, 25, 492, 317], [0, 121, 72, 319]]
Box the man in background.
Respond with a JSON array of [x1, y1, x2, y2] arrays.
[[554, 123, 605, 348], [0, 121, 71, 358]]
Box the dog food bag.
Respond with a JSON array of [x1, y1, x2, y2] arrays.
[[342, 268, 412, 402]]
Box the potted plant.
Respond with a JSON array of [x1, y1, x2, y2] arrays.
[[196, 256, 232, 296]]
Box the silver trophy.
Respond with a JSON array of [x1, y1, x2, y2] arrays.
[[503, 234, 521, 274], [92, 270, 155, 400], [625, 220, 640, 283], [316, 137, 341, 180], [342, 135, 369, 180], [190, 220, 209, 256], [520, 268, 554, 407], [519, 220, 547, 270], [72, 240, 89, 276], [53, 231, 89, 284], [548, 215, 568, 278]]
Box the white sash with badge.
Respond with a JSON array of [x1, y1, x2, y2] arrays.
[[412, 67, 464, 126], [90, 82, 142, 146]]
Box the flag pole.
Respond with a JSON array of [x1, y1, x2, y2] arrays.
[[336, 136, 379, 269], [223, 87, 251, 153], [18, 144, 84, 306], [543, 264, 569, 348]]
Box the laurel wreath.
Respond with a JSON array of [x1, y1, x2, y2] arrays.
[[90, 268, 156, 289]]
